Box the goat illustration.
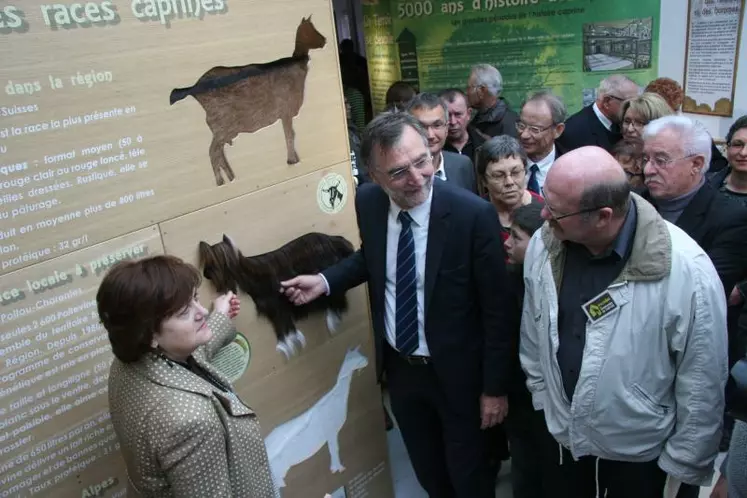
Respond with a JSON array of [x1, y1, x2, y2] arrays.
[[264, 347, 369, 489], [169, 17, 327, 186], [198, 233, 353, 358], [322, 181, 344, 209]]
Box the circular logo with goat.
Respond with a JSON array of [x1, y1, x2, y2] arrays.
[[211, 333, 251, 382], [317, 173, 348, 214]]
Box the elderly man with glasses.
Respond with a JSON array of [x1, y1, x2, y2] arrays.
[[516, 90, 568, 194], [642, 115, 747, 299], [521, 145, 728, 497]]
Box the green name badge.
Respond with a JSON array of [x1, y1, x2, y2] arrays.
[[582, 291, 618, 322]]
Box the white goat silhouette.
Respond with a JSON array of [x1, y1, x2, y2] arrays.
[[264, 346, 369, 490]]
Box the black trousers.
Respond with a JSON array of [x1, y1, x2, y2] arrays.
[[504, 393, 552, 498], [541, 427, 700, 498], [385, 345, 491, 498]]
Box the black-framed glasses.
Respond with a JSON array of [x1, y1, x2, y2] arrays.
[[516, 121, 553, 136], [606, 95, 625, 102], [541, 187, 607, 220]]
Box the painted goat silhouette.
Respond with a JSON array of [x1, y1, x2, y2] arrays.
[[264, 347, 368, 489], [198, 233, 353, 358], [169, 17, 327, 186]]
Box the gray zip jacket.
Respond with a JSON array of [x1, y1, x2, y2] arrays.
[[520, 194, 728, 486]]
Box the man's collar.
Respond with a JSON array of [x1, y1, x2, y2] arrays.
[[389, 184, 433, 227], [608, 202, 637, 259], [592, 102, 613, 131], [531, 146, 556, 171], [434, 151, 445, 175]]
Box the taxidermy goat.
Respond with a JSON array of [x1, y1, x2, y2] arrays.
[[198, 233, 354, 358]]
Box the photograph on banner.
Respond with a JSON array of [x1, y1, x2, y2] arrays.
[[362, 0, 661, 113]]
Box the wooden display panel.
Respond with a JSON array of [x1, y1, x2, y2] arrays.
[[0, 0, 348, 276], [0, 226, 163, 498], [160, 162, 393, 498]]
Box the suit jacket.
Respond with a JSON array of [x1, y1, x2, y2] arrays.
[[644, 182, 747, 297], [108, 312, 276, 498], [323, 180, 514, 400], [557, 104, 621, 152], [442, 150, 477, 193]]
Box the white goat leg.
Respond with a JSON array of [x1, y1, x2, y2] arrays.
[[292, 330, 306, 349], [326, 310, 342, 335], [276, 340, 292, 359]]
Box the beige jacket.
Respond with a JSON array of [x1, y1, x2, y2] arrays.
[[108, 312, 278, 497]]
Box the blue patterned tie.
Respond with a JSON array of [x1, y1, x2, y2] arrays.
[[395, 211, 419, 355], [527, 164, 540, 194]]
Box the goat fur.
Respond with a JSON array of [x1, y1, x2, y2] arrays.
[[198, 233, 353, 358], [169, 16, 326, 186]]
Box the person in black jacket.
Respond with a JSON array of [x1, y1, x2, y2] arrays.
[[643, 115, 747, 477], [281, 112, 514, 498], [502, 202, 548, 498], [558, 74, 639, 153], [466, 64, 518, 139]]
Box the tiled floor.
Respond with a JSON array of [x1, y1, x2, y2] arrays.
[[386, 423, 722, 497]]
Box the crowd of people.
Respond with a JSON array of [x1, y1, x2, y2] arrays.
[[334, 65, 747, 498], [96, 54, 747, 498]]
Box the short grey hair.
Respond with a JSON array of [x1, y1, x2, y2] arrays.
[[406, 92, 449, 122], [470, 64, 503, 96], [476, 135, 528, 178], [579, 181, 631, 220], [643, 115, 713, 173], [361, 112, 429, 172], [598, 74, 639, 99], [523, 90, 567, 124]]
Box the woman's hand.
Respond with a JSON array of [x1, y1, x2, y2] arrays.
[[213, 292, 241, 319]]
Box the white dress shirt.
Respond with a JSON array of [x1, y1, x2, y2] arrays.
[[433, 152, 446, 181], [592, 102, 613, 131], [384, 188, 432, 356], [529, 146, 556, 191]]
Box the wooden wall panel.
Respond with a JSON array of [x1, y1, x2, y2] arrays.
[[0, 0, 348, 275], [160, 162, 393, 498], [1, 0, 392, 496]]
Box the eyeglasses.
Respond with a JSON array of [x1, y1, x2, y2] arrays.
[[622, 118, 646, 130], [419, 121, 447, 131], [385, 155, 433, 181], [728, 140, 747, 151], [606, 95, 625, 102], [485, 169, 525, 183], [516, 121, 554, 136], [642, 153, 696, 169], [541, 187, 607, 220]]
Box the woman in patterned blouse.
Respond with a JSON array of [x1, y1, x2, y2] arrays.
[[98, 255, 277, 498]]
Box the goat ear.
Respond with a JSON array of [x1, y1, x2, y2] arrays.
[[223, 234, 240, 256], [198, 241, 211, 261]]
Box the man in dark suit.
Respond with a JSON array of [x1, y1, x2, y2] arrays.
[[517, 90, 568, 194], [281, 112, 513, 498], [558, 74, 639, 153], [642, 116, 747, 497], [407, 92, 478, 193]]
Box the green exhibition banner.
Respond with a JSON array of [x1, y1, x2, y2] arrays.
[[362, 0, 661, 113]]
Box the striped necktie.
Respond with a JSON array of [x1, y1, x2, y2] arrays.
[[395, 211, 418, 355]]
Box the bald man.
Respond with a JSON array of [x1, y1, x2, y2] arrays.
[[520, 147, 728, 497]]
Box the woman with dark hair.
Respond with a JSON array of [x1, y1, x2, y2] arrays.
[[476, 135, 544, 246], [99, 255, 277, 498], [710, 115, 747, 205]]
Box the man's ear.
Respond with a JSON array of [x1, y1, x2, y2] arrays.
[[691, 155, 706, 175], [553, 122, 566, 140]]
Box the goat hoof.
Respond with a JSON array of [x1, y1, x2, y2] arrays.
[[326, 311, 342, 334], [284, 335, 298, 356], [276, 341, 291, 359], [292, 330, 306, 349]]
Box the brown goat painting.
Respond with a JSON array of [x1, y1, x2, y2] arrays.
[[169, 17, 327, 186], [198, 233, 353, 358]]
